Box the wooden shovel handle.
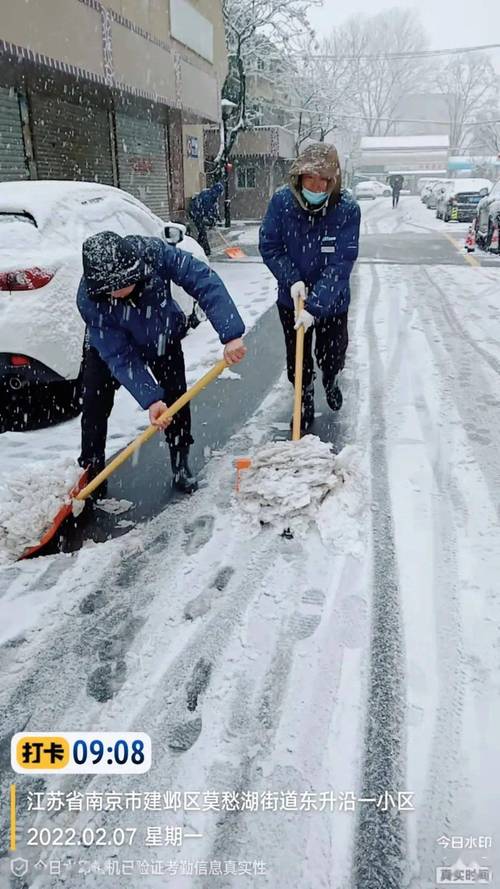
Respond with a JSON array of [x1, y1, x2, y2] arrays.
[[75, 358, 228, 501], [292, 297, 305, 441]]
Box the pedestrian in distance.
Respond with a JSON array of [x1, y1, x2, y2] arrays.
[[259, 142, 361, 432], [77, 231, 246, 495], [188, 181, 224, 257], [389, 174, 404, 208]]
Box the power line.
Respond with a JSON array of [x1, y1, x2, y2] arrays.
[[292, 42, 500, 61], [332, 114, 500, 128], [275, 106, 500, 128]]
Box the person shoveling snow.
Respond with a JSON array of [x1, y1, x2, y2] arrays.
[[259, 142, 361, 433], [236, 436, 366, 551], [77, 231, 247, 497], [0, 458, 82, 563]]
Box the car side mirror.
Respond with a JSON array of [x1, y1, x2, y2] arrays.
[[165, 224, 185, 245], [479, 188, 489, 197]]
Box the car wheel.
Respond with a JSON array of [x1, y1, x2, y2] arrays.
[[3, 380, 81, 431], [50, 379, 82, 422]]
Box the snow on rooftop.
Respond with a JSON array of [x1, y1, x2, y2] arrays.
[[361, 135, 450, 150]]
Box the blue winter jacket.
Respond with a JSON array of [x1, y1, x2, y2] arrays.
[[77, 236, 245, 409], [189, 183, 223, 226], [259, 187, 361, 318]]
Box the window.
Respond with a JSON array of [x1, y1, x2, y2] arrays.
[[237, 167, 257, 189], [169, 0, 214, 62]]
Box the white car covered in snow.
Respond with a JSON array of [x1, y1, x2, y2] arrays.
[[0, 181, 208, 427], [354, 180, 391, 200]]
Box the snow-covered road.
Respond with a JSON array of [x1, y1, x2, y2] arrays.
[[1, 198, 499, 888]]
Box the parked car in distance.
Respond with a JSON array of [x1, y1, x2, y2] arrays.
[[418, 177, 441, 197], [425, 180, 453, 210], [474, 178, 500, 250], [354, 180, 391, 200], [354, 181, 379, 200], [0, 180, 209, 430], [420, 181, 440, 203], [435, 179, 492, 222], [371, 180, 392, 197]]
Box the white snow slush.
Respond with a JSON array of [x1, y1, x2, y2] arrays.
[[0, 458, 82, 563], [237, 436, 366, 552]]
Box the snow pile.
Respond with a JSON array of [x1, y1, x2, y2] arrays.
[[237, 436, 366, 550], [0, 458, 82, 563], [96, 498, 133, 515], [315, 445, 367, 555]]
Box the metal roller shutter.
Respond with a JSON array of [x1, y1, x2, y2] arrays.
[[116, 113, 170, 217], [0, 87, 27, 181], [31, 94, 113, 184]]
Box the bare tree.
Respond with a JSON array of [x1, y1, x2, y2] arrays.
[[214, 0, 320, 171], [281, 35, 356, 154], [438, 53, 496, 151], [333, 8, 431, 136], [472, 111, 500, 156]]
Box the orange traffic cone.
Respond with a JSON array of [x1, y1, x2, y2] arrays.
[[465, 224, 476, 252], [490, 223, 499, 253]]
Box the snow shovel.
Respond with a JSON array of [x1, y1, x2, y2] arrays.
[[214, 228, 247, 260], [19, 358, 229, 560], [234, 299, 305, 492], [291, 297, 306, 442]]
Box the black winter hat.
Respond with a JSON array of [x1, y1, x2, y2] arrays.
[[82, 231, 145, 298]]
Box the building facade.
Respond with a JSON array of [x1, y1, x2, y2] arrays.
[[0, 0, 227, 218], [203, 44, 298, 221], [357, 135, 450, 191], [204, 125, 296, 220]]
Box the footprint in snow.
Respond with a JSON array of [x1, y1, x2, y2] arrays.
[[87, 660, 127, 703], [79, 589, 107, 615], [288, 588, 325, 640], [212, 565, 235, 591], [186, 658, 212, 711], [184, 566, 235, 620], [167, 717, 202, 752], [183, 515, 215, 555], [336, 595, 369, 649]]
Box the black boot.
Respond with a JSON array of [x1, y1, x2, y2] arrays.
[[170, 446, 198, 494], [325, 376, 343, 411], [290, 383, 315, 433], [79, 458, 108, 501]]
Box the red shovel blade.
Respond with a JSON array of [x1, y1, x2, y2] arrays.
[[18, 468, 90, 561], [224, 246, 246, 259]]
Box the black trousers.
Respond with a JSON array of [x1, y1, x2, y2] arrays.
[[188, 212, 211, 256], [392, 190, 401, 208], [79, 343, 193, 471], [278, 304, 349, 392]]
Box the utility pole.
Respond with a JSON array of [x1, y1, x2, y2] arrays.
[[221, 99, 237, 229]]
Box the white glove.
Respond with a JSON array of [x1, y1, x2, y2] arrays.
[[294, 309, 315, 332], [291, 281, 307, 317]]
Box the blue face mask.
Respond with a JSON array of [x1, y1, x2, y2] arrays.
[[302, 187, 329, 206]]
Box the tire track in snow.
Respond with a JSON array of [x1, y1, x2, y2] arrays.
[[422, 266, 500, 379], [416, 266, 500, 513], [407, 356, 467, 887], [353, 264, 407, 889], [199, 548, 342, 888]]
